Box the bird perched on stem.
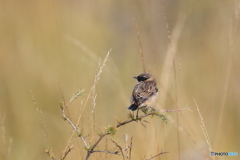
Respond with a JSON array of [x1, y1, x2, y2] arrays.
[[128, 73, 158, 118]]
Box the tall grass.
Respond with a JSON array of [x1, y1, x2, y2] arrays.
[[0, 0, 239, 160]]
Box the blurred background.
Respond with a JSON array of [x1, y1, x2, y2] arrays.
[[0, 0, 239, 160]]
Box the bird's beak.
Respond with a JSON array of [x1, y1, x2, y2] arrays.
[[133, 76, 138, 79]]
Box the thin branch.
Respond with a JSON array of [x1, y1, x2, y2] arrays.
[[122, 145, 133, 152], [115, 107, 190, 128], [60, 145, 74, 160], [146, 151, 169, 160], [45, 147, 56, 160], [62, 104, 188, 160], [63, 104, 189, 160], [116, 111, 165, 128], [62, 89, 85, 155], [91, 133, 109, 151], [116, 114, 147, 128], [62, 107, 88, 149], [57, 81, 71, 123], [57, 81, 66, 106], [62, 108, 80, 134], [91, 150, 120, 155], [111, 139, 125, 160]]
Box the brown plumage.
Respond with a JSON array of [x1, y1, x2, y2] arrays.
[[128, 73, 158, 111]]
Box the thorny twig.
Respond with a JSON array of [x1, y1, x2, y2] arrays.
[[111, 139, 125, 160], [60, 145, 74, 160], [146, 151, 169, 160], [116, 111, 166, 128], [91, 150, 120, 155], [59, 104, 190, 159], [45, 147, 56, 160], [61, 107, 89, 149], [61, 106, 169, 160]]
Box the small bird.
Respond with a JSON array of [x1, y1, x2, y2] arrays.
[[128, 73, 158, 114]]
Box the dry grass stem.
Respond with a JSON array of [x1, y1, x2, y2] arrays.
[[90, 59, 103, 136], [67, 35, 129, 107], [163, 107, 192, 112], [0, 111, 6, 147], [61, 49, 111, 159], [157, 14, 187, 159], [172, 119, 210, 159], [194, 100, 214, 158], [0, 110, 13, 160], [128, 137, 133, 160], [124, 134, 130, 159], [112, 135, 133, 160], [160, 5, 180, 104], [65, 35, 99, 62], [75, 49, 112, 128], [214, 11, 236, 148], [30, 90, 56, 159], [160, 5, 184, 159], [134, 18, 146, 73], [159, 14, 186, 108]]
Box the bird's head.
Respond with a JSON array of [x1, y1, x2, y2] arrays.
[[133, 73, 156, 82]]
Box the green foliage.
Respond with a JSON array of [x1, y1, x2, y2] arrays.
[[127, 112, 135, 120], [96, 129, 104, 136], [106, 126, 117, 136], [69, 89, 85, 103], [59, 101, 65, 109], [141, 107, 149, 114], [150, 111, 168, 124], [85, 145, 91, 151]]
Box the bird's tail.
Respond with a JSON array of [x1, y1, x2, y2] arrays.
[[127, 104, 139, 111]]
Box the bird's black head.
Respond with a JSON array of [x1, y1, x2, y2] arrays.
[[133, 73, 155, 82]]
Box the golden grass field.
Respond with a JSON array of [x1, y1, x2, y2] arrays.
[[0, 0, 240, 160]]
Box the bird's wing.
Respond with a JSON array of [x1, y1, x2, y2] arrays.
[[132, 82, 157, 105]]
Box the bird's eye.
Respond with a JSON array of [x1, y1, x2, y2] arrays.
[[138, 76, 148, 81]]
